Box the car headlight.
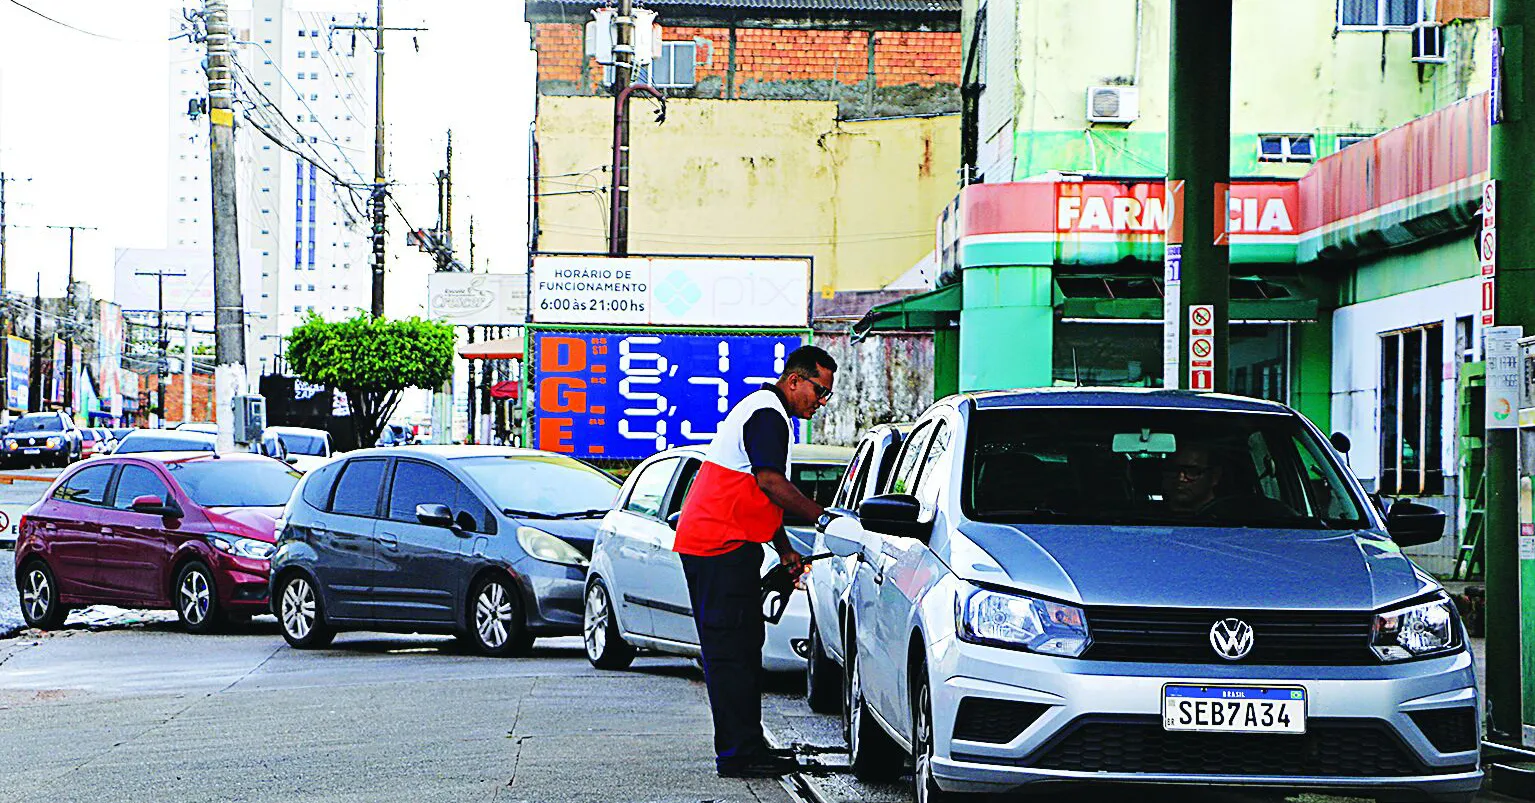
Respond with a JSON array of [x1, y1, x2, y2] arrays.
[[1372, 594, 1461, 661], [957, 586, 1091, 657], [209, 533, 275, 560], [4, 440, 15, 451], [516, 526, 589, 568], [45, 437, 59, 448]]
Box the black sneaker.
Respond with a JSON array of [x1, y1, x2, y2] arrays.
[[717, 754, 801, 778]]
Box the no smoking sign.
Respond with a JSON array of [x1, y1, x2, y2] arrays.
[[1188, 304, 1216, 390]]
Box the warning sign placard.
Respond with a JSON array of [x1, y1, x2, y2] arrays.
[[1189, 304, 1216, 390]]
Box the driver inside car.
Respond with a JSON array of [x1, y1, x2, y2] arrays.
[[1159, 442, 1223, 514]]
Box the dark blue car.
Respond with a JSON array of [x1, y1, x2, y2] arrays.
[[268, 446, 620, 656]]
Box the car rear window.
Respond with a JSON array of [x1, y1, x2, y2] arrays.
[[330, 459, 386, 517], [115, 433, 215, 454], [276, 432, 328, 456], [167, 460, 301, 508], [300, 460, 342, 509]]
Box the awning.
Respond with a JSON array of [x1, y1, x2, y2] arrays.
[[1055, 274, 1319, 322], [851, 283, 961, 341], [458, 337, 524, 360]]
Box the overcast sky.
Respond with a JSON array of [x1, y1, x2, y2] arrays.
[[0, 0, 534, 318]]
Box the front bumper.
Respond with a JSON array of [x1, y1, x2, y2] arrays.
[[213, 552, 272, 612], [928, 637, 1482, 798], [764, 588, 811, 672], [523, 561, 585, 636]]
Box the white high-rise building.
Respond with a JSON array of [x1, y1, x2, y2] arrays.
[[165, 0, 373, 377]]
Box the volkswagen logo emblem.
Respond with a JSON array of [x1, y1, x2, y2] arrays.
[[1209, 618, 1254, 661]]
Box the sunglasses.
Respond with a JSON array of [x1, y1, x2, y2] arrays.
[[1161, 464, 1211, 481], [801, 375, 834, 401]]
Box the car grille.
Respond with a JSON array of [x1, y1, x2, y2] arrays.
[[1408, 707, 1478, 754], [952, 697, 1049, 744], [1020, 716, 1459, 777], [1082, 606, 1377, 665]]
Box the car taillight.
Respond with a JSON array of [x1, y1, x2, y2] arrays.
[[17, 515, 29, 534]]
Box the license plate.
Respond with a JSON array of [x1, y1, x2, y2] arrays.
[[23, 449, 39, 455], [1162, 684, 1306, 734]]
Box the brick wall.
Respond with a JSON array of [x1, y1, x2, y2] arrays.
[[533, 21, 959, 100], [162, 373, 216, 423]]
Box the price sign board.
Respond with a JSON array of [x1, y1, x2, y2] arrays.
[[530, 330, 805, 459], [530, 256, 812, 328]]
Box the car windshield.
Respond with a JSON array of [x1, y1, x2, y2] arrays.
[[963, 407, 1370, 530], [455, 455, 620, 516], [168, 460, 301, 507], [11, 414, 61, 433], [115, 433, 215, 454], [276, 432, 328, 456]]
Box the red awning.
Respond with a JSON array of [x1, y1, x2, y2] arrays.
[[457, 337, 524, 360]]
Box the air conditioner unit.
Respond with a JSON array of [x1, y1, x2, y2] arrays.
[[1412, 23, 1446, 64], [1086, 86, 1139, 124]]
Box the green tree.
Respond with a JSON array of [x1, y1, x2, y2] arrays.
[[285, 313, 454, 449]]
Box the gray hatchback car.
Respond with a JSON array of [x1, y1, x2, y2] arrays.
[[820, 389, 1478, 803], [269, 446, 619, 656]]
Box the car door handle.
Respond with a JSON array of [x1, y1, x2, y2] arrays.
[[379, 533, 399, 550], [43, 522, 57, 531], [100, 527, 114, 536]]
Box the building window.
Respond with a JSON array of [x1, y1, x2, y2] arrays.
[[310, 72, 319, 79], [298, 29, 306, 37], [294, 306, 301, 313], [1379, 323, 1444, 496], [311, 51, 319, 58], [296, 73, 304, 80], [311, 94, 319, 101], [298, 51, 306, 58], [650, 42, 698, 87], [1336, 134, 1373, 152], [1258, 134, 1315, 163], [1338, 0, 1422, 29]]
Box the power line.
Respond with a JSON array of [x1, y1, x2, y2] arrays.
[[6, 0, 122, 40]]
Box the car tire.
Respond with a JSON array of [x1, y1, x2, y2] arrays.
[[467, 574, 533, 657], [174, 560, 226, 634], [845, 641, 905, 783], [912, 668, 965, 803], [583, 577, 635, 670], [18, 560, 69, 630], [276, 572, 335, 649], [805, 609, 842, 713]]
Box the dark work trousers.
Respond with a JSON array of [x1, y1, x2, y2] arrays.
[[681, 542, 767, 769]]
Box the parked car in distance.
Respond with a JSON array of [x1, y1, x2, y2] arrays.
[[804, 423, 909, 712], [269, 446, 621, 656], [582, 444, 852, 673], [13, 452, 301, 633], [817, 388, 1478, 803], [80, 428, 114, 459], [3, 411, 83, 468], [114, 428, 217, 455], [375, 423, 414, 447], [258, 426, 333, 472]]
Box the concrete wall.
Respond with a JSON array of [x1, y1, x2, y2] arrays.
[[988, 0, 1491, 179], [812, 328, 933, 446], [533, 96, 960, 293]]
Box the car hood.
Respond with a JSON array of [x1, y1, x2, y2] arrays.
[[205, 506, 284, 543], [508, 517, 603, 557], [952, 522, 1436, 611]]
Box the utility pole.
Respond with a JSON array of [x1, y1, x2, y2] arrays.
[[1485, 1, 1535, 742], [469, 216, 476, 271], [1164, 0, 1232, 393], [183, 314, 194, 425], [332, 5, 428, 316], [28, 274, 40, 413], [46, 224, 96, 420], [0, 174, 9, 420], [206, 0, 247, 451], [431, 131, 458, 271], [607, 0, 666, 258], [137, 269, 186, 427]]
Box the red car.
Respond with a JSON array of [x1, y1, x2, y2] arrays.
[[13, 452, 302, 633]]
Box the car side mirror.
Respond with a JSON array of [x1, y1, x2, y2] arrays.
[[858, 494, 931, 542], [131, 494, 180, 518], [666, 511, 682, 530], [416, 503, 454, 528], [1329, 431, 1352, 455], [1386, 499, 1445, 549], [284, 455, 299, 465]]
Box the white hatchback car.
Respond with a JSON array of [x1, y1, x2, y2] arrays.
[[583, 444, 852, 672]]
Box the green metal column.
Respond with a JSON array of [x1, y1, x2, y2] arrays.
[[959, 266, 1053, 391], [1166, 0, 1232, 392], [933, 325, 960, 399], [1489, 6, 1535, 740]]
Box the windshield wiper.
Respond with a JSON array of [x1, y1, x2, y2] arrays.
[[981, 506, 1065, 519], [501, 507, 557, 519], [551, 508, 610, 519]]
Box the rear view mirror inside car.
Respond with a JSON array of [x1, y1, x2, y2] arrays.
[[1112, 429, 1177, 455]]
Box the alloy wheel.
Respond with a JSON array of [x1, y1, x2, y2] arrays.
[[476, 581, 514, 649], [848, 655, 865, 758], [583, 583, 609, 661], [915, 681, 937, 803], [179, 567, 211, 625], [22, 568, 50, 622], [281, 577, 316, 640]]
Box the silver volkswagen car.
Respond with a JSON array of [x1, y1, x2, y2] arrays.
[[820, 389, 1478, 803]]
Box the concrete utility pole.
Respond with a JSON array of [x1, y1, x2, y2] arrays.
[[28, 274, 40, 413], [206, 0, 247, 451], [1164, 0, 1232, 393], [183, 315, 194, 425], [332, 4, 428, 316], [0, 174, 9, 418], [1484, 1, 1535, 741], [607, 0, 665, 258], [46, 224, 95, 419]]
